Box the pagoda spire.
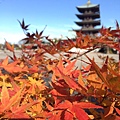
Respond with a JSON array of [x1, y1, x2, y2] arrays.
[[87, 0, 91, 6]]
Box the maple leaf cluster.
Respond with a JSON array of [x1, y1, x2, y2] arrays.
[[0, 19, 119, 120]]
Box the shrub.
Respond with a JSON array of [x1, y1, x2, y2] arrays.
[[0, 20, 119, 120]]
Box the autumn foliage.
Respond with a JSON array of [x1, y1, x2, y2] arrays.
[[0, 20, 119, 120]]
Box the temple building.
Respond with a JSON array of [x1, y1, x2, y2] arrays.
[[74, 0, 101, 35]]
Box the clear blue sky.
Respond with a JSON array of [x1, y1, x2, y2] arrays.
[[0, 0, 120, 44]]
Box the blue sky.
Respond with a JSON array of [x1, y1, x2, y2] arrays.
[[0, 0, 120, 44]]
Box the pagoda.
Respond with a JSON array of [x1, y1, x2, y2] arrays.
[[74, 0, 101, 35]]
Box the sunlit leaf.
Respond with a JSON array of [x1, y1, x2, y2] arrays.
[[87, 73, 103, 89], [47, 110, 62, 120], [76, 31, 82, 37], [70, 88, 74, 95], [115, 107, 120, 115], [57, 67, 87, 93], [61, 110, 73, 120], [86, 55, 110, 87], [74, 102, 103, 109], [2, 87, 24, 111], [51, 81, 69, 96], [82, 35, 90, 47], [1, 57, 9, 66], [55, 100, 72, 110], [57, 68, 80, 90], [1, 79, 10, 106], [78, 71, 87, 89], [10, 78, 20, 92], [29, 65, 38, 73], [64, 59, 77, 74], [72, 105, 89, 120], [5, 41, 14, 52], [108, 77, 120, 92], [11, 100, 39, 115], [105, 102, 115, 117]]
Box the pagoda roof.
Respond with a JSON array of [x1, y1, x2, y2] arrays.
[[75, 20, 101, 26], [74, 28, 100, 34], [77, 0, 99, 9], [77, 5, 99, 13]]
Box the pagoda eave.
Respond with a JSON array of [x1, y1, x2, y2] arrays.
[[75, 20, 101, 26], [77, 5, 99, 13], [74, 28, 100, 34]]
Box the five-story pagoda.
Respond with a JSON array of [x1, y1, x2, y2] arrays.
[[74, 0, 101, 35]]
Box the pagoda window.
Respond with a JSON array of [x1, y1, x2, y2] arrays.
[[85, 10, 88, 14], [88, 10, 92, 14], [83, 25, 86, 28], [95, 11, 99, 14], [90, 32, 93, 36], [84, 18, 87, 21], [86, 24, 89, 28], [86, 17, 89, 20], [89, 17, 93, 21], [89, 25, 93, 28]]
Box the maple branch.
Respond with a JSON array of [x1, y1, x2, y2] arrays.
[[63, 47, 100, 65]]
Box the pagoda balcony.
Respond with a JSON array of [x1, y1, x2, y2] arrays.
[[82, 25, 94, 29], [76, 13, 100, 19], [81, 27, 100, 31]]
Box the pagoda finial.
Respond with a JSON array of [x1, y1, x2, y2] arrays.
[[87, 0, 91, 6]]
